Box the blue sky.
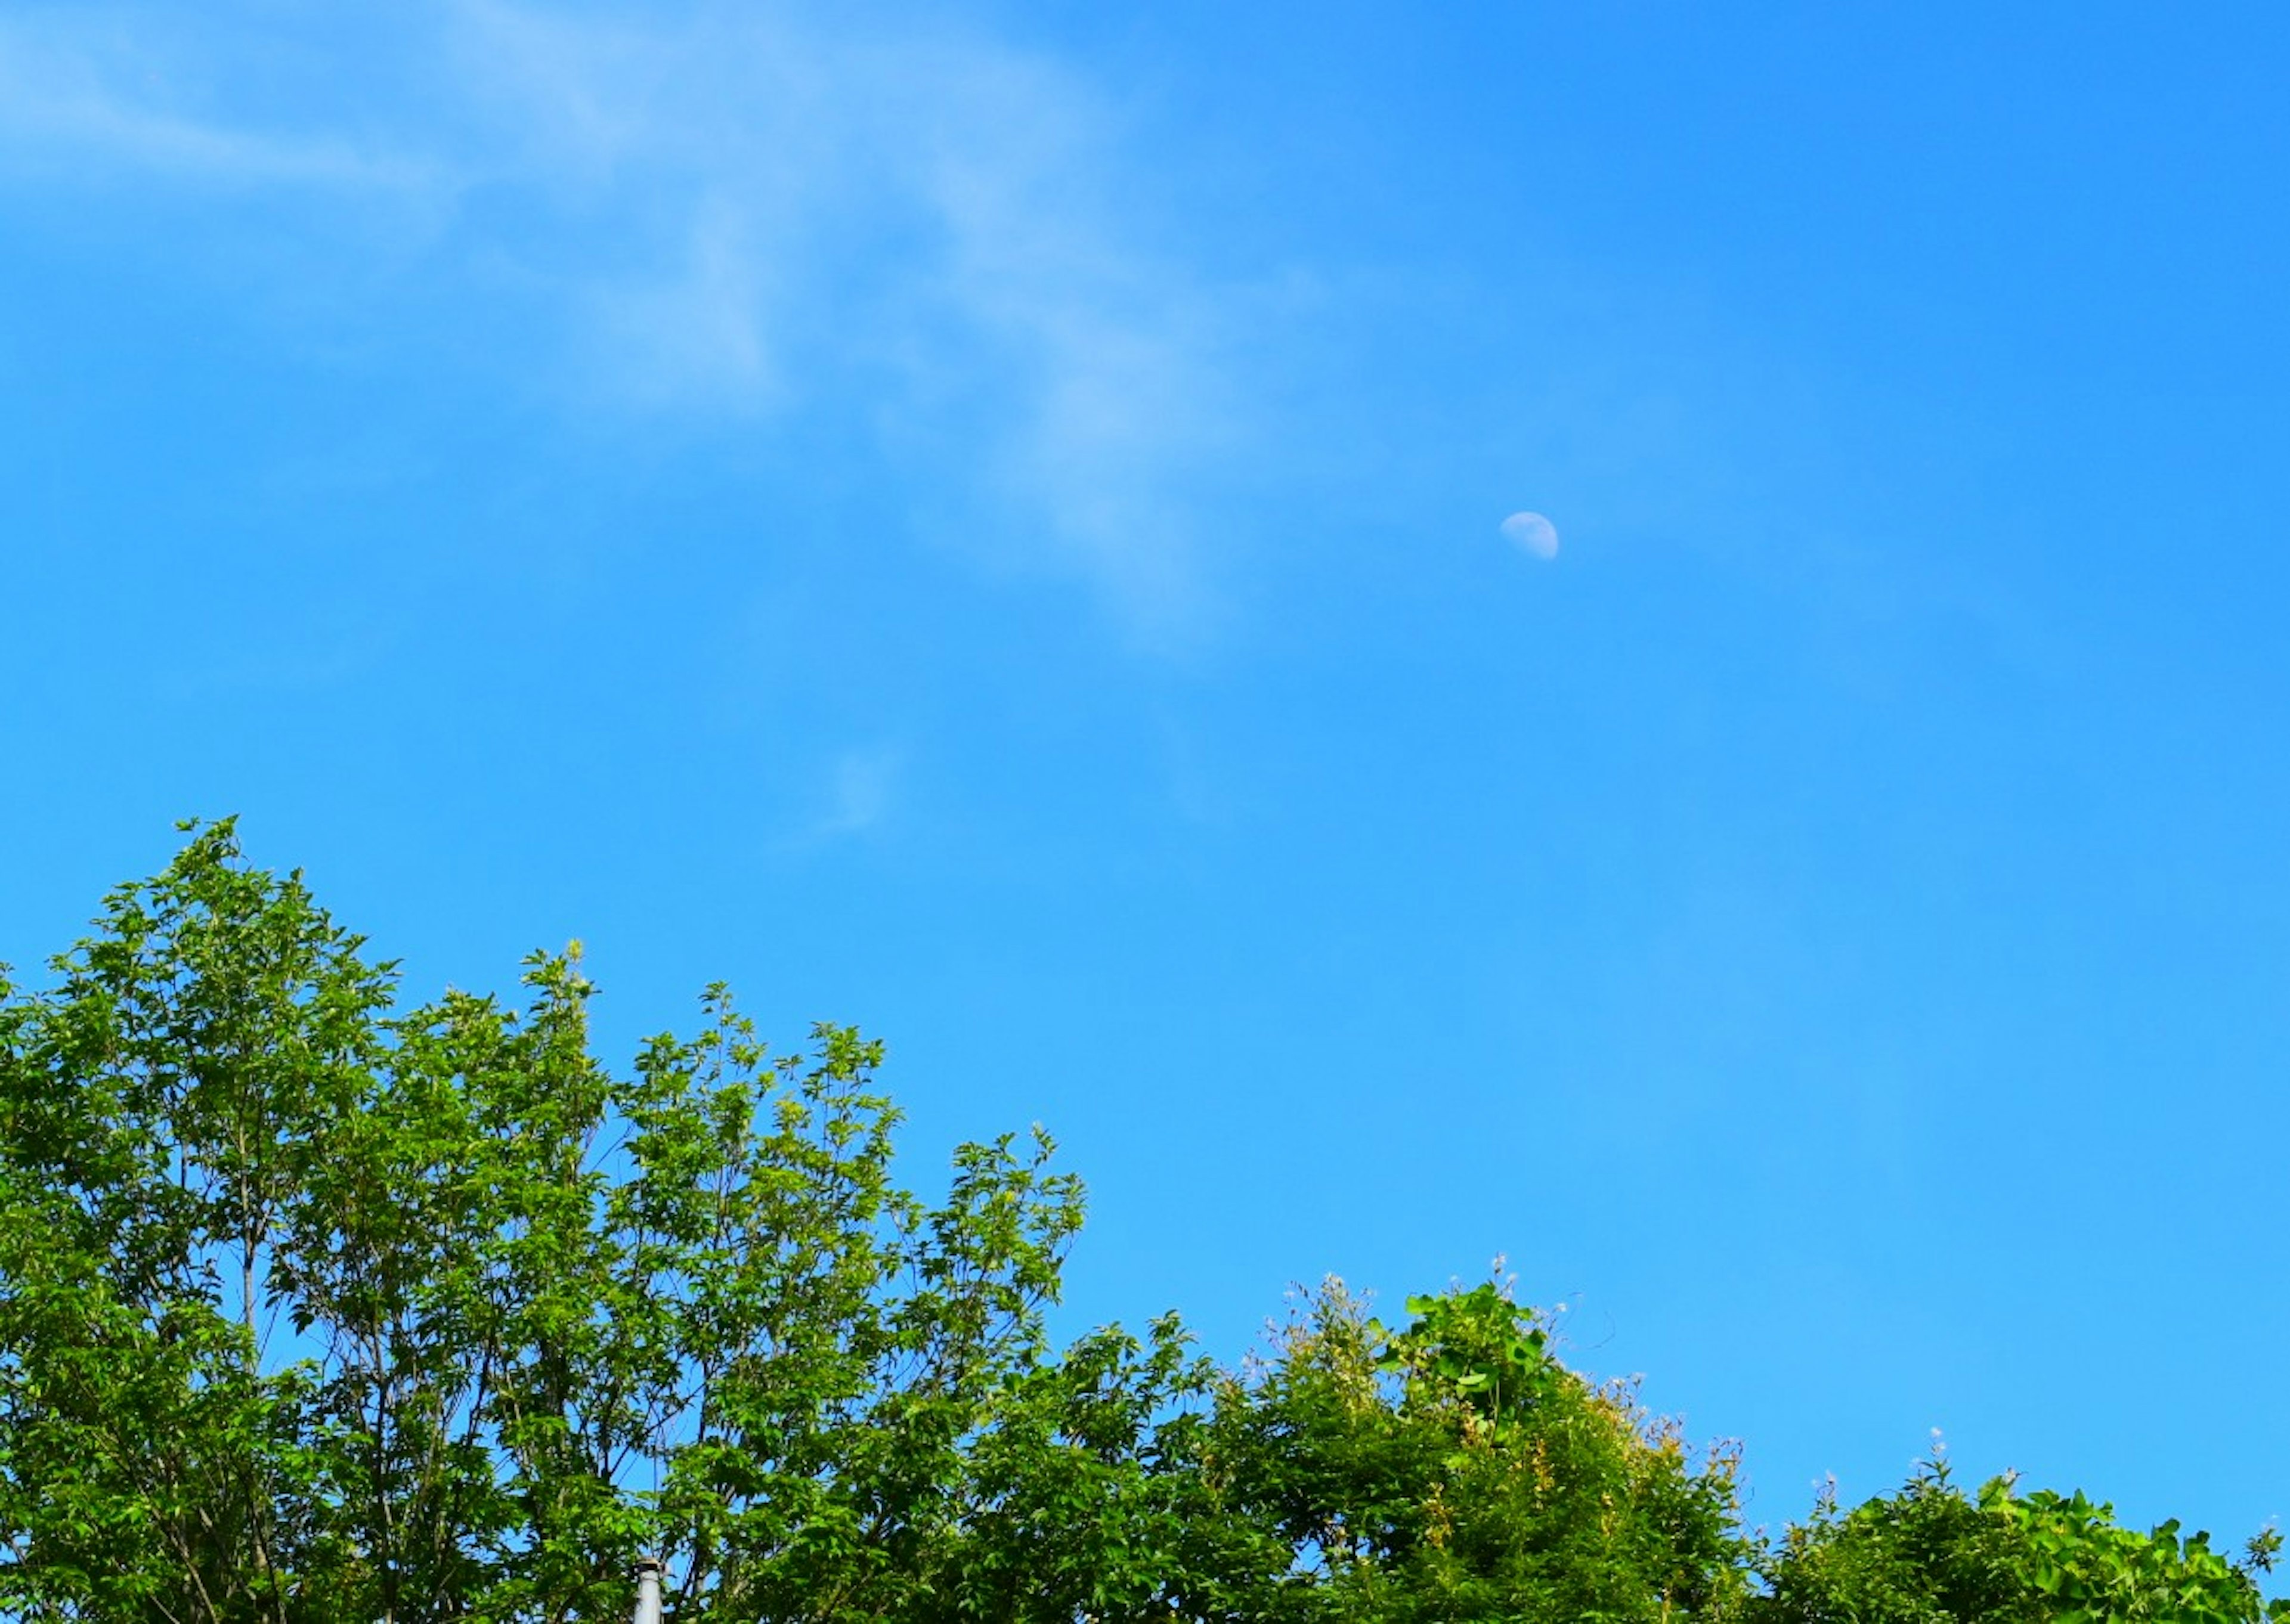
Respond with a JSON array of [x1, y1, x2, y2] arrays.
[[5, 0, 2288, 1550]]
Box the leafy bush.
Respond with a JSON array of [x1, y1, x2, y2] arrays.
[[1203, 1278, 1749, 1622], [1756, 1454, 2287, 1623]]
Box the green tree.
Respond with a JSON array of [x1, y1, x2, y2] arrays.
[[0, 825, 1759, 1622], [1754, 1453, 2289, 1623], [1199, 1278, 1751, 1622], [0, 822, 1164, 1619]]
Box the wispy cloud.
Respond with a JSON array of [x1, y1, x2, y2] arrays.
[[588, 191, 782, 409], [0, 1, 1244, 634], [815, 745, 901, 840], [0, 16, 439, 193]]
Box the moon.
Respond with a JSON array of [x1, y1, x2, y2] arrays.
[[1500, 511, 1559, 560]]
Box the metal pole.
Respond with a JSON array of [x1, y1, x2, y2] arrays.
[[633, 1557, 664, 1624]]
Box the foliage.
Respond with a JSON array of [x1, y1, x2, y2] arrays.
[[1200, 1278, 1750, 1622], [1, 823, 2281, 1622], [0, 821, 1143, 1620], [1755, 1453, 2289, 1623]]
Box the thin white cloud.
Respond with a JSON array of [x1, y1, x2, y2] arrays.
[[589, 191, 781, 408], [918, 98, 1239, 625], [815, 746, 900, 839], [445, 1, 1240, 630], [0, 17, 439, 193], [0, 1, 1241, 634]]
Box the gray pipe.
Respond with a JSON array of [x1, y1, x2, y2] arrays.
[[633, 1557, 664, 1624]]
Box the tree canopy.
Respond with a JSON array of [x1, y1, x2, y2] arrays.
[[0, 824, 2279, 1621]]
